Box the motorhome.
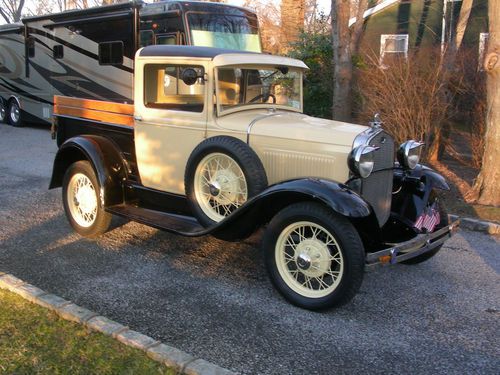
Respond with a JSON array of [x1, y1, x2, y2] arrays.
[[0, 0, 261, 126]]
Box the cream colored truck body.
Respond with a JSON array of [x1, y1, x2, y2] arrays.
[[134, 52, 367, 194]]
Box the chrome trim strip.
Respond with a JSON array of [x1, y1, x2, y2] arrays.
[[365, 219, 460, 266], [246, 112, 281, 144]]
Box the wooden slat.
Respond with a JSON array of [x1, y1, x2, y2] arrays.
[[54, 105, 134, 127], [54, 96, 134, 116]]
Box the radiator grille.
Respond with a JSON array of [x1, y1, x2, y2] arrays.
[[360, 131, 394, 226]]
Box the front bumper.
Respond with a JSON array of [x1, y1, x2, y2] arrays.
[[366, 219, 460, 266]]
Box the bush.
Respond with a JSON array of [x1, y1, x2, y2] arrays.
[[356, 49, 450, 160], [288, 28, 333, 119]]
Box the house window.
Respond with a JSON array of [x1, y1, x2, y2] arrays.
[[98, 41, 124, 65], [143, 64, 205, 112], [53, 45, 64, 59], [140, 30, 154, 47], [478, 33, 489, 71], [380, 34, 409, 66]]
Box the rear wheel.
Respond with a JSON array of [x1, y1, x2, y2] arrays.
[[62, 161, 111, 238], [0, 101, 6, 123], [263, 202, 365, 310], [8, 100, 22, 127]]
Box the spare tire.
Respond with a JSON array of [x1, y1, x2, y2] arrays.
[[185, 136, 268, 227]]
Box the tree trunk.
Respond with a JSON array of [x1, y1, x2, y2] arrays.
[[331, 0, 352, 122], [467, 0, 500, 206], [350, 0, 369, 55], [280, 0, 305, 52]]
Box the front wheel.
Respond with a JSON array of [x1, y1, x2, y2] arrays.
[[62, 161, 111, 238], [263, 202, 365, 310]]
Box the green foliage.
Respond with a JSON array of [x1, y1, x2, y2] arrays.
[[288, 28, 333, 119], [0, 289, 175, 374]]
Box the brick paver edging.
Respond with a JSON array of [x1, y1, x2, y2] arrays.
[[0, 273, 236, 375], [448, 215, 500, 235]]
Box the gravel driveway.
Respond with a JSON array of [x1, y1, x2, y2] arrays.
[[0, 123, 499, 374]]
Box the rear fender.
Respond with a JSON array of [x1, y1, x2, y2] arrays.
[[210, 178, 380, 241], [49, 135, 127, 207]]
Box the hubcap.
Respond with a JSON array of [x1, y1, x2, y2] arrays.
[[275, 221, 344, 298], [67, 173, 98, 228], [10, 104, 20, 124], [194, 153, 248, 222], [0, 106, 5, 122]]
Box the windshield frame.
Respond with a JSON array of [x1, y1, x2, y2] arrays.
[[185, 10, 262, 52], [215, 64, 304, 117]]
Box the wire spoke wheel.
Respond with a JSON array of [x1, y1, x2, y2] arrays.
[[275, 221, 345, 299], [194, 153, 248, 222], [67, 173, 98, 228]]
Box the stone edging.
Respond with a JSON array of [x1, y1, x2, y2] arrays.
[[0, 273, 236, 375], [448, 215, 500, 235]]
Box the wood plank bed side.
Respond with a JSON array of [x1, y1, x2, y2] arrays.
[[54, 96, 134, 116]]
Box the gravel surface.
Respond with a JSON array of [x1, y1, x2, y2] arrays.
[[1, 123, 499, 375]]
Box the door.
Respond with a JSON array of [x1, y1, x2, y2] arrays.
[[134, 62, 208, 195]]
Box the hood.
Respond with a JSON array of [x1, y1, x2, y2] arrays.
[[216, 110, 368, 147]]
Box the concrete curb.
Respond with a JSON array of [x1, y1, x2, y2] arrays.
[[448, 214, 500, 235], [0, 273, 237, 375]]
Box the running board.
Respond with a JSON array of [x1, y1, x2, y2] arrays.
[[106, 204, 208, 237]]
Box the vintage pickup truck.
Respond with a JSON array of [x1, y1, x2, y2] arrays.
[[50, 45, 459, 310]]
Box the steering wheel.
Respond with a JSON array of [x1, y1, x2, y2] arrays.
[[248, 93, 276, 104]]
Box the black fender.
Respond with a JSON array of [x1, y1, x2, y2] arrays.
[[209, 178, 380, 241], [49, 135, 127, 207], [390, 164, 450, 226]]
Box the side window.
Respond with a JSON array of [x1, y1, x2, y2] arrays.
[[144, 64, 205, 112], [98, 41, 123, 65], [53, 45, 64, 59], [140, 30, 154, 47], [156, 34, 177, 45], [27, 37, 35, 58], [379, 34, 409, 66]]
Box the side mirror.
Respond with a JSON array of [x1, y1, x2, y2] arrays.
[[181, 68, 200, 86]]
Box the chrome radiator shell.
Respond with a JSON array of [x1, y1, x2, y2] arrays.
[[355, 129, 395, 226]]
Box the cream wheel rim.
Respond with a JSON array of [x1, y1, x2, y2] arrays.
[[275, 221, 344, 298], [194, 153, 248, 222], [67, 173, 98, 228]]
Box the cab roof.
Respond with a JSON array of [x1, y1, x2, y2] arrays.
[[138, 45, 309, 70]]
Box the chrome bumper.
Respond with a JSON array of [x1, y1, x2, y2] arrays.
[[366, 220, 460, 266]]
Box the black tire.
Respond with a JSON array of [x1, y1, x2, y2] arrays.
[[0, 101, 6, 123], [263, 202, 365, 310], [401, 196, 449, 265], [7, 100, 22, 127], [62, 160, 112, 238], [185, 136, 268, 227]]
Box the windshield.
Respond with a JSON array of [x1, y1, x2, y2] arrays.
[[187, 12, 261, 52], [217, 66, 302, 113]]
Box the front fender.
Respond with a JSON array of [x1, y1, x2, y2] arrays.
[[210, 178, 378, 241], [49, 135, 127, 207]]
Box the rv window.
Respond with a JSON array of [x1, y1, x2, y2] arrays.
[[144, 64, 205, 113], [53, 45, 64, 59], [156, 34, 177, 45], [27, 37, 35, 58], [98, 41, 124, 65], [140, 31, 154, 47]]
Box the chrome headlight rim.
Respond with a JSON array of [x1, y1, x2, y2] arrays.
[[397, 140, 424, 170], [348, 145, 378, 178]]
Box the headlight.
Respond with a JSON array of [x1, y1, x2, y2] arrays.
[[397, 140, 424, 170], [348, 145, 379, 178]]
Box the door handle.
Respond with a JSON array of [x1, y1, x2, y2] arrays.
[[134, 115, 142, 121]]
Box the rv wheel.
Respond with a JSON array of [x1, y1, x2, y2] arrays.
[[0, 101, 6, 123], [185, 136, 268, 227], [8, 100, 22, 127]]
